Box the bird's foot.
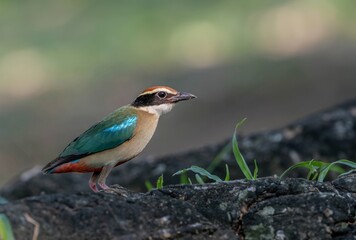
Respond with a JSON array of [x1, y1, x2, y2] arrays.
[[100, 185, 129, 197], [89, 182, 99, 192], [98, 182, 110, 190]]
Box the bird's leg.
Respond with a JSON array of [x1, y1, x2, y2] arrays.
[[89, 171, 100, 192], [97, 163, 115, 190]]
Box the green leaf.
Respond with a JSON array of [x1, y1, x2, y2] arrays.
[[253, 159, 258, 179], [188, 178, 193, 185], [224, 164, 230, 181], [232, 118, 253, 180], [156, 174, 164, 189], [280, 160, 319, 179], [195, 174, 205, 184], [189, 166, 222, 182], [318, 159, 356, 182], [0, 214, 15, 240], [174, 165, 222, 183], [144, 181, 153, 191]]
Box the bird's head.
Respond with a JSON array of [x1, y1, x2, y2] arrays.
[[131, 86, 196, 116]]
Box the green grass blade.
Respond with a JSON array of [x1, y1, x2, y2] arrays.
[[224, 164, 230, 181], [253, 159, 258, 179], [0, 214, 15, 240], [318, 159, 356, 182], [306, 169, 316, 180], [328, 164, 345, 174], [156, 174, 164, 189], [235, 117, 247, 129], [179, 170, 189, 185], [280, 159, 355, 181], [188, 178, 193, 185], [145, 181, 153, 191], [195, 174, 205, 184], [232, 118, 253, 180], [173, 169, 186, 176], [339, 169, 356, 177], [311, 172, 319, 181], [175, 166, 222, 183], [307, 160, 319, 180], [280, 160, 316, 179]]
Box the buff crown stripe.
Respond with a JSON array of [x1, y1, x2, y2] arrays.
[[139, 86, 177, 96]]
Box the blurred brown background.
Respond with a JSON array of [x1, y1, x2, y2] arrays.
[[1, 1, 356, 186]]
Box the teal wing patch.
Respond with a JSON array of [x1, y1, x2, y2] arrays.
[[59, 106, 137, 158]]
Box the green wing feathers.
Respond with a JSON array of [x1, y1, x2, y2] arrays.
[[60, 106, 137, 157], [42, 106, 137, 173]]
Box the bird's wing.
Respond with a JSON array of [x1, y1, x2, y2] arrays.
[[60, 106, 137, 158], [42, 106, 137, 173]]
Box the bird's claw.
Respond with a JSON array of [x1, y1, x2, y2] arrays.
[[100, 185, 129, 197]]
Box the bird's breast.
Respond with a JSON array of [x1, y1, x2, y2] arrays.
[[116, 110, 159, 160]]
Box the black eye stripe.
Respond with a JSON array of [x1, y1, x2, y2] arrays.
[[132, 92, 175, 107]]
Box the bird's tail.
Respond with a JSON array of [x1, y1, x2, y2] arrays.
[[42, 155, 96, 174], [42, 157, 68, 174], [41, 158, 59, 174]]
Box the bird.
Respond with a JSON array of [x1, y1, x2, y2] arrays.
[[42, 86, 196, 192]]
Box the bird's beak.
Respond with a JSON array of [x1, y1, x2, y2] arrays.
[[171, 92, 197, 102]]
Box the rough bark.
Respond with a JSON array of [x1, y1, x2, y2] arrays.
[[1, 175, 355, 240]]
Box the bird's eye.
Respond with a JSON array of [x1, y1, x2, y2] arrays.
[[157, 91, 167, 98]]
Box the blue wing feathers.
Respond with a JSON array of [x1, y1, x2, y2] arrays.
[[103, 116, 137, 133]]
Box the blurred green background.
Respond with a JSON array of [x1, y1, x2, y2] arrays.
[[1, 0, 356, 186]]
